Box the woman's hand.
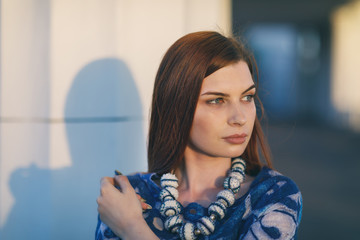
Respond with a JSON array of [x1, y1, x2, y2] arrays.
[[97, 175, 156, 239]]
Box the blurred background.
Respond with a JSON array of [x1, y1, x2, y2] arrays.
[[0, 0, 359, 239]]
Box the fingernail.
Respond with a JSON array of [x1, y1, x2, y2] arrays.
[[140, 197, 146, 203], [114, 170, 122, 176], [145, 204, 152, 210]]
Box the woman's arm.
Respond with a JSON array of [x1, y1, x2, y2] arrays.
[[97, 175, 159, 240]]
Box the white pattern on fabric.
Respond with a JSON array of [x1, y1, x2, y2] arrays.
[[95, 167, 302, 240]]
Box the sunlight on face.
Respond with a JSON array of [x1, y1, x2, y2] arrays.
[[187, 61, 256, 159]]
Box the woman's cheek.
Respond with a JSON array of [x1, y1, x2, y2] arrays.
[[247, 103, 256, 122]]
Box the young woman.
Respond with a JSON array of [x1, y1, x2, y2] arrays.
[[96, 31, 302, 240]]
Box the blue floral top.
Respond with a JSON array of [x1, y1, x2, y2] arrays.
[[96, 167, 302, 240]]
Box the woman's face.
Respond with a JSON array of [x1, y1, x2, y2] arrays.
[[187, 61, 256, 159]]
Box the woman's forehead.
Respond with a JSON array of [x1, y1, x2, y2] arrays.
[[200, 61, 254, 93]]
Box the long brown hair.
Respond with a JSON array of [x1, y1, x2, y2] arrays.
[[148, 31, 272, 176]]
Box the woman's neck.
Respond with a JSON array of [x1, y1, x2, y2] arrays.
[[174, 149, 232, 207]]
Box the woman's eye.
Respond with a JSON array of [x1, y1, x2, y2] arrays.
[[207, 98, 225, 104], [242, 95, 255, 102]]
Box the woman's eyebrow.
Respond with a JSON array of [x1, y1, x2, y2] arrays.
[[201, 84, 256, 96], [200, 92, 229, 97], [242, 84, 256, 94]]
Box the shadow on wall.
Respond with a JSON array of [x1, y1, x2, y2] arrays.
[[0, 58, 146, 239]]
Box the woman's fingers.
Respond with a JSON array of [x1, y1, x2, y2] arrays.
[[141, 202, 152, 210], [137, 194, 146, 202], [136, 194, 152, 211], [114, 175, 133, 193], [99, 177, 116, 195], [100, 176, 115, 186], [101, 175, 152, 211]]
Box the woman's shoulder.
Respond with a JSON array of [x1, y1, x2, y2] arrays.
[[237, 167, 303, 239], [127, 171, 152, 181], [126, 172, 161, 196], [246, 166, 303, 219], [251, 166, 301, 197], [127, 172, 160, 183]]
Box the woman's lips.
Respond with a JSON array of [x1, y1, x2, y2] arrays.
[[223, 134, 247, 144]]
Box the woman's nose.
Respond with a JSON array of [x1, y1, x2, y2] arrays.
[[228, 104, 246, 126]]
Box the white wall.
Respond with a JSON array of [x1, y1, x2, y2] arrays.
[[0, 0, 231, 239]]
